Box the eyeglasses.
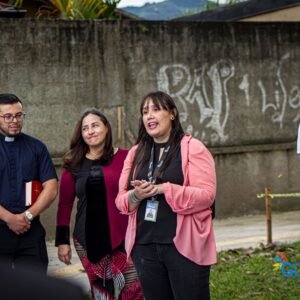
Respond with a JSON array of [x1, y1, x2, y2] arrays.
[[0, 112, 26, 123]]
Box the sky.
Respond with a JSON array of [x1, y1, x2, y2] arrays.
[[117, 0, 227, 8], [118, 0, 164, 8]]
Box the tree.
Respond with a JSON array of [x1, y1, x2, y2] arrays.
[[182, 0, 247, 17], [8, 0, 120, 19]]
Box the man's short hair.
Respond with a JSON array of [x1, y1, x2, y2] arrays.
[[0, 94, 23, 105]]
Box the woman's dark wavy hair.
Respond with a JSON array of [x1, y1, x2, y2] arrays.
[[127, 91, 184, 187], [62, 108, 113, 173]]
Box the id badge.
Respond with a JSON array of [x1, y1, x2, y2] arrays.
[[144, 199, 159, 222]]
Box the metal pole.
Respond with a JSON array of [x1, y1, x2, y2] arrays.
[[265, 187, 272, 244]]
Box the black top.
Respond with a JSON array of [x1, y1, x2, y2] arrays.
[[0, 133, 57, 214], [135, 142, 183, 244], [74, 158, 111, 263], [0, 265, 86, 300]]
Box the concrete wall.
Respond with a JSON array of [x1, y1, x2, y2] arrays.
[[1, 20, 299, 238]]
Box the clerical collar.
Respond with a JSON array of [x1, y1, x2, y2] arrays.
[[5, 136, 15, 142], [0, 133, 21, 142]]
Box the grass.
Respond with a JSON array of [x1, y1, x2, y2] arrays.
[[85, 242, 300, 299], [210, 241, 300, 299]]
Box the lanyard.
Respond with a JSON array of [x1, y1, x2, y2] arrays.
[[147, 143, 170, 184]]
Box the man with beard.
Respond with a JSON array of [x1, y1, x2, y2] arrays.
[[0, 93, 58, 273]]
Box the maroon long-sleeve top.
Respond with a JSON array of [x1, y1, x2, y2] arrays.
[[56, 149, 128, 250]]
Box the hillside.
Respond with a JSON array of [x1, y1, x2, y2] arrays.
[[121, 0, 219, 20]]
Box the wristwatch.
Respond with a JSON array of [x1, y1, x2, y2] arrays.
[[25, 210, 34, 222]]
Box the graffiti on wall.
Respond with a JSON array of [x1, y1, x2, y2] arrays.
[[256, 53, 300, 128], [157, 61, 234, 144], [157, 53, 300, 144]]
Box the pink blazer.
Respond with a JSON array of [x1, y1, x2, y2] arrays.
[[115, 134, 217, 265]]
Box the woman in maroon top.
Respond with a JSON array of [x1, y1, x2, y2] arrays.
[[55, 108, 143, 300]]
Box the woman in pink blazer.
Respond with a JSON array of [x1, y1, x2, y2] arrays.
[[116, 91, 217, 300]]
